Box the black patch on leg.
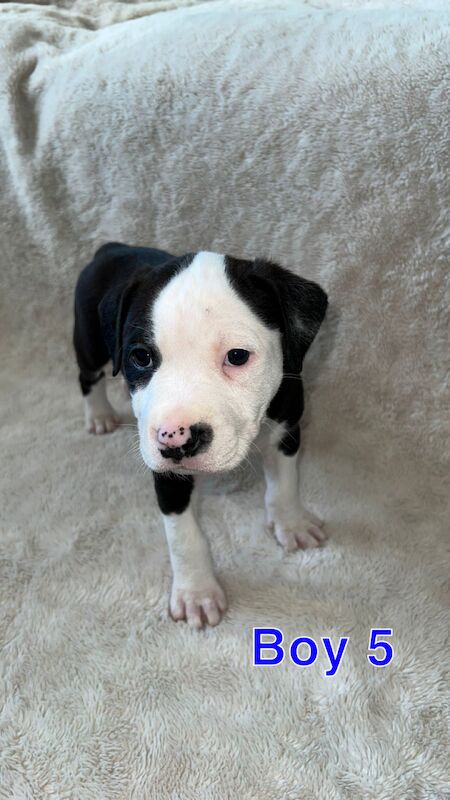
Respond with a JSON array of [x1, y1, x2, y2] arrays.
[[153, 472, 194, 515], [278, 423, 301, 456], [267, 376, 304, 428], [78, 369, 105, 397], [267, 377, 303, 456]]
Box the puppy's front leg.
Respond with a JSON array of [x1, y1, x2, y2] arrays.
[[153, 473, 227, 628], [263, 423, 326, 551]]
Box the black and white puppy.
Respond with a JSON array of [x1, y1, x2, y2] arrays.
[[74, 244, 328, 627]]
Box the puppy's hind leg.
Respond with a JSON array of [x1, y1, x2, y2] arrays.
[[82, 371, 121, 435], [74, 293, 120, 435]]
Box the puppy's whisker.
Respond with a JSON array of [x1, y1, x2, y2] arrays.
[[261, 419, 281, 434], [248, 440, 263, 458], [235, 449, 259, 480]]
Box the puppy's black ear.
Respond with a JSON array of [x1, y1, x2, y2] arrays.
[[257, 260, 328, 372], [98, 279, 138, 376], [227, 257, 328, 373]]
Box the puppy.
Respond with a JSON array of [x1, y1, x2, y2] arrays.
[[74, 244, 328, 627]]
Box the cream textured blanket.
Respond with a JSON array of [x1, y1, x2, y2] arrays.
[[0, 1, 448, 798]]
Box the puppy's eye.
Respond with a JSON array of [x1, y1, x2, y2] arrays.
[[129, 346, 152, 370], [224, 349, 250, 366]]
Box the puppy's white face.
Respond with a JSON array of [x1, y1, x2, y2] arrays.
[[130, 252, 283, 473]]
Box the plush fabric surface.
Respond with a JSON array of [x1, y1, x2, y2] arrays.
[[0, 1, 449, 797]]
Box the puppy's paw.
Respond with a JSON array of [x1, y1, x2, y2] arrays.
[[170, 581, 227, 628], [268, 508, 326, 552], [86, 411, 121, 435], [301, 507, 324, 529]]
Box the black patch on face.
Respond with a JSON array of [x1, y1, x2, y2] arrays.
[[225, 255, 327, 430], [100, 249, 195, 383], [153, 472, 194, 515], [122, 346, 160, 392], [159, 423, 214, 463], [74, 243, 195, 395], [225, 256, 328, 375]]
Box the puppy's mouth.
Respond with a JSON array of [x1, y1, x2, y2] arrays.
[[158, 456, 208, 474], [140, 426, 252, 475], [152, 448, 243, 475], [154, 444, 213, 473], [158, 444, 199, 463]]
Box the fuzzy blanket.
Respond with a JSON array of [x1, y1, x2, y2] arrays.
[[0, 1, 449, 798]]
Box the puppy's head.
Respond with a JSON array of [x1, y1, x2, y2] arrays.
[[100, 250, 327, 474]]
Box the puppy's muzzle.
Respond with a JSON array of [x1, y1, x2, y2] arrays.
[[157, 422, 213, 463]]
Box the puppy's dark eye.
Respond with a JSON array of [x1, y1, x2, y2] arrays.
[[224, 349, 250, 366], [129, 346, 152, 370]]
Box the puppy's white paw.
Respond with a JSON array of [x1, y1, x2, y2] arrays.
[[170, 581, 227, 628], [301, 508, 324, 529], [268, 507, 326, 552], [86, 411, 121, 435]]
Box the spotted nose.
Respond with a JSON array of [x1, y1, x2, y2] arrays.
[[157, 423, 190, 448], [156, 422, 214, 462]]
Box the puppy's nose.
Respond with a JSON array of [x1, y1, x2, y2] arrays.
[[156, 422, 214, 461], [157, 423, 191, 448]]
